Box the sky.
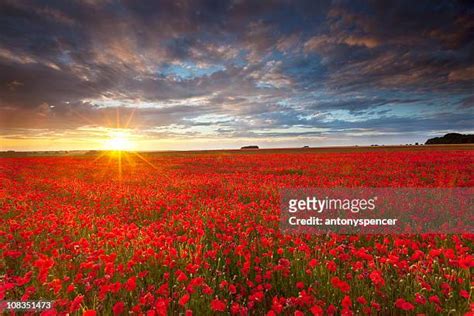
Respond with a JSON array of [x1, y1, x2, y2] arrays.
[[0, 0, 473, 151]]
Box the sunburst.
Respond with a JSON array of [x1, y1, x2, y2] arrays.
[[103, 130, 134, 151], [72, 107, 160, 182]]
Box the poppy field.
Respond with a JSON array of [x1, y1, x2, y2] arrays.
[[1, 147, 473, 315]]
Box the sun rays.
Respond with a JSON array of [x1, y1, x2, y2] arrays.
[[77, 107, 160, 182]]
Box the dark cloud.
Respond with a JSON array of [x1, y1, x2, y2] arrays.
[[0, 0, 473, 148]]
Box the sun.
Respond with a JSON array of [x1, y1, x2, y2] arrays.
[[104, 131, 134, 151]]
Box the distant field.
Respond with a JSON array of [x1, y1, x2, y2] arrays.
[[1, 143, 473, 158]]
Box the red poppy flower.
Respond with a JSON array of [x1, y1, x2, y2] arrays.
[[112, 301, 125, 315], [369, 270, 385, 287], [342, 295, 352, 309], [179, 294, 190, 306], [210, 298, 226, 312], [395, 298, 415, 311], [310, 305, 324, 316]]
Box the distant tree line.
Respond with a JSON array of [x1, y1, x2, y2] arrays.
[[425, 133, 474, 144]]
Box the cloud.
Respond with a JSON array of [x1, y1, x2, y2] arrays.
[[0, 0, 473, 149], [448, 66, 474, 82]]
